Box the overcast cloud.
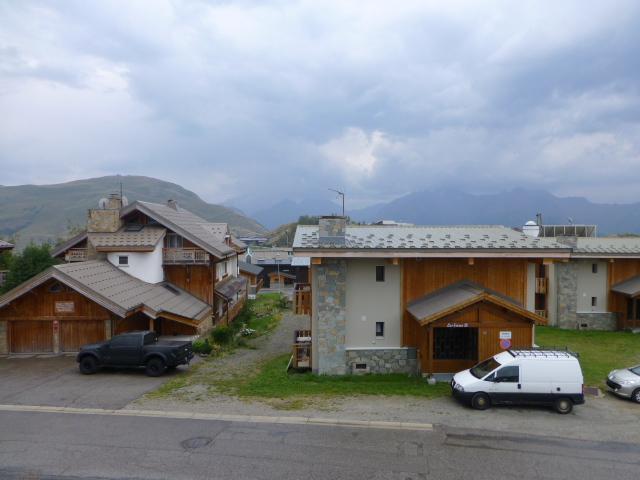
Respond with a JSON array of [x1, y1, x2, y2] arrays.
[[1, 0, 640, 211]]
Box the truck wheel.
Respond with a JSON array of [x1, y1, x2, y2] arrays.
[[554, 397, 573, 414], [145, 358, 166, 377], [79, 356, 98, 375], [632, 389, 640, 404], [471, 392, 491, 410]]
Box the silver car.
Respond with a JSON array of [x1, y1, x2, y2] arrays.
[[607, 365, 640, 403]]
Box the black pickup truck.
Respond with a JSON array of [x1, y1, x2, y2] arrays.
[[77, 331, 194, 377]]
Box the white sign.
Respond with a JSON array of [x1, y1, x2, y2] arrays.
[[499, 331, 512, 340], [55, 301, 75, 313], [446, 323, 469, 328]]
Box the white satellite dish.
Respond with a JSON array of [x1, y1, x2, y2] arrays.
[[98, 198, 108, 209], [121, 196, 129, 207], [522, 220, 540, 237]]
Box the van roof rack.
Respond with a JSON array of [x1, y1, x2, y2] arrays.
[[507, 348, 579, 359]]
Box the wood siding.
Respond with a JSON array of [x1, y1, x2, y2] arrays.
[[608, 259, 640, 328], [9, 321, 53, 353], [164, 265, 214, 304], [60, 320, 106, 352]]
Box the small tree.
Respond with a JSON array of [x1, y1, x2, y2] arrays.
[[1, 244, 58, 293]]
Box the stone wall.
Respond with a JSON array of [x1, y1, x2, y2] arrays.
[[575, 312, 618, 331], [0, 321, 7, 355], [556, 262, 578, 329], [346, 348, 418, 375], [315, 259, 347, 374]]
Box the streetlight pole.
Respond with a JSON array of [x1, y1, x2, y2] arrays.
[[328, 188, 345, 217]]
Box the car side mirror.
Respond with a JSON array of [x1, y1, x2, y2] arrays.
[[485, 373, 495, 382]]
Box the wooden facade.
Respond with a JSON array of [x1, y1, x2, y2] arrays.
[[607, 259, 640, 329]]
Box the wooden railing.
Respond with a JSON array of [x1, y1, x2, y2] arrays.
[[163, 248, 209, 264], [65, 248, 88, 262], [0, 270, 7, 288], [294, 283, 311, 315], [292, 329, 312, 369], [535, 309, 548, 318], [535, 277, 548, 295]]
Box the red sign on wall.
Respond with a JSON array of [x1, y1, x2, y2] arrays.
[[500, 339, 512, 350]]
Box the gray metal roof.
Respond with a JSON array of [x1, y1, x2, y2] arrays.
[[238, 261, 263, 276], [0, 260, 211, 322], [0, 240, 14, 250], [215, 275, 247, 300], [406, 280, 541, 325], [574, 238, 640, 256], [90, 226, 165, 251], [293, 225, 569, 251], [611, 275, 640, 297], [121, 201, 235, 258]]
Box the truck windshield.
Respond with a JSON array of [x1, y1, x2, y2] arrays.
[[470, 357, 502, 379]]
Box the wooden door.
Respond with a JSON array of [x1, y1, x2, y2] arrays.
[[60, 320, 106, 352], [9, 321, 53, 353]]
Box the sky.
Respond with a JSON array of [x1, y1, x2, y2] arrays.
[[2, 0, 640, 213]]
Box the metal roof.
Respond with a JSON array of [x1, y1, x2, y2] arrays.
[[121, 201, 235, 258], [291, 256, 311, 267], [406, 280, 544, 326], [51, 231, 88, 258], [0, 240, 14, 250], [573, 238, 640, 256], [90, 226, 165, 251], [293, 225, 570, 252], [0, 260, 211, 322], [611, 275, 640, 297], [215, 275, 247, 300], [238, 261, 263, 276]]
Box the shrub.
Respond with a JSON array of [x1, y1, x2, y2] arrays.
[[211, 325, 234, 345], [192, 338, 212, 355]]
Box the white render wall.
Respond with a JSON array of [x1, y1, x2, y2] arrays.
[[345, 259, 402, 349], [526, 262, 536, 312], [575, 259, 608, 313], [216, 255, 238, 281], [107, 242, 164, 284]]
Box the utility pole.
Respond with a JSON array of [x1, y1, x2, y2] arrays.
[[328, 188, 345, 217]]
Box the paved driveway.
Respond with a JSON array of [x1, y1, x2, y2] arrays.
[[0, 355, 193, 409]]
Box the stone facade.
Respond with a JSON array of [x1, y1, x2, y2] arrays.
[[87, 209, 122, 233], [315, 259, 347, 374], [556, 262, 578, 329], [575, 312, 618, 331], [0, 321, 7, 355], [318, 216, 346, 247], [346, 348, 418, 375]]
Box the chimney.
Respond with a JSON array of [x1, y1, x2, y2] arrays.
[[167, 199, 179, 210], [87, 193, 124, 233], [318, 216, 346, 247]]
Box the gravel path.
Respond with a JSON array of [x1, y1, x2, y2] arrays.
[[132, 313, 640, 444]]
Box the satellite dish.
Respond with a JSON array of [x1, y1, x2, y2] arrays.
[[98, 198, 108, 209], [121, 196, 129, 207], [522, 220, 540, 237]]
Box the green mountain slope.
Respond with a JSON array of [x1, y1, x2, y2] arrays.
[[0, 175, 266, 248]]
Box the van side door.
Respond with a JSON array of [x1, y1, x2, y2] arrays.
[[488, 365, 521, 404]]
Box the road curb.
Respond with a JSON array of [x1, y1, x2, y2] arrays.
[[0, 404, 433, 431]]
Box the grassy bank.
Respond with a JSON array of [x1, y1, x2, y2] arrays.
[[536, 326, 640, 387]]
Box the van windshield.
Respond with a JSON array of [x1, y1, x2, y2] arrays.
[[470, 357, 502, 379]]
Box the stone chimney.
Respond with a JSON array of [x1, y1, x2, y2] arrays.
[[167, 199, 179, 210], [318, 216, 346, 247], [87, 193, 124, 233]]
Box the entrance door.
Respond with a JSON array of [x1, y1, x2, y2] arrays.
[[432, 327, 478, 372], [9, 321, 53, 353], [60, 320, 106, 352]]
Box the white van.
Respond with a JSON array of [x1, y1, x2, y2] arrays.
[[451, 350, 585, 414]]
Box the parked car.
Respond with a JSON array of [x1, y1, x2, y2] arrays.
[[77, 330, 194, 377], [606, 365, 640, 403], [451, 349, 585, 414]]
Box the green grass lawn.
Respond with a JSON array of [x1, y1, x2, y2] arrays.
[[218, 354, 450, 401], [242, 293, 285, 335], [536, 326, 640, 388]]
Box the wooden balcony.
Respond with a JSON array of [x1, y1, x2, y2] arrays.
[[293, 283, 312, 315], [65, 248, 88, 262], [163, 248, 209, 264], [535, 277, 548, 295], [291, 329, 312, 369], [535, 309, 548, 318]]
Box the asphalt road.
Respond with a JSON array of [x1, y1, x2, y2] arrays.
[[1, 410, 638, 480]]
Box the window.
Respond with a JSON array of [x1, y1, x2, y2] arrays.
[[592, 263, 598, 274], [118, 256, 128, 266], [591, 296, 597, 307], [375, 265, 385, 282], [494, 366, 519, 383], [110, 335, 139, 347], [48, 282, 64, 293], [636, 299, 640, 321], [375, 321, 385, 337], [166, 233, 183, 249]]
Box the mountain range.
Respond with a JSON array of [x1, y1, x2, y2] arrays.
[[250, 188, 640, 235], [0, 175, 266, 248]]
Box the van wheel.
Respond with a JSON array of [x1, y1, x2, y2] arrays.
[[79, 356, 99, 375], [471, 392, 491, 410], [632, 389, 640, 404], [554, 397, 573, 414], [145, 358, 166, 377]]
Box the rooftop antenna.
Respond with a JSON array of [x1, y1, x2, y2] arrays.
[[328, 188, 345, 217]]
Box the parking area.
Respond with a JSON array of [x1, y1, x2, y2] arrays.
[[0, 355, 194, 409]]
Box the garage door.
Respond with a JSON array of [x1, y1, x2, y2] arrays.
[[10, 321, 53, 353], [60, 320, 106, 352]]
